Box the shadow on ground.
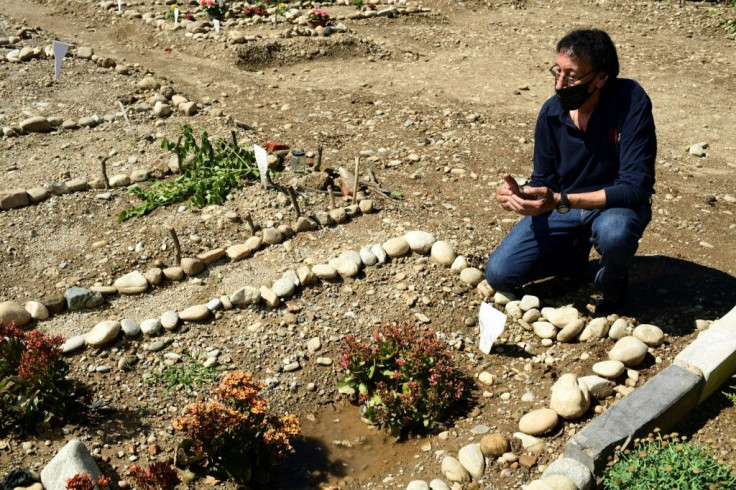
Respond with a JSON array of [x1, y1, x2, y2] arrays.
[[277, 436, 348, 489], [520, 254, 736, 337]]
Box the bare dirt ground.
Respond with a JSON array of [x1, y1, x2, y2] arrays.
[[1, 0, 735, 488]]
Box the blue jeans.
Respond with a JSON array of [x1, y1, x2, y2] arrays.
[[484, 205, 652, 296]]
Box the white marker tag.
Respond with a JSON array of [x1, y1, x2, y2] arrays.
[[253, 144, 269, 189], [174, 8, 179, 23], [52, 41, 69, 80], [213, 19, 220, 33], [478, 301, 506, 354], [117, 101, 132, 131], [117, 0, 121, 12]]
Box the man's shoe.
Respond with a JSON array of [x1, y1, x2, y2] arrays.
[[594, 274, 629, 317]]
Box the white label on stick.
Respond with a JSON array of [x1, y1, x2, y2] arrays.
[[52, 41, 69, 80], [478, 301, 506, 354], [253, 144, 269, 188], [117, 0, 121, 12], [213, 19, 220, 33], [174, 8, 179, 23]]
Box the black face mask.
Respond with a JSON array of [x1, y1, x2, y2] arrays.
[[555, 76, 598, 111]]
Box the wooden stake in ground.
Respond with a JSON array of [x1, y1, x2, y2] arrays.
[[231, 130, 238, 148], [317, 145, 323, 169], [287, 186, 302, 218], [168, 227, 182, 266], [99, 155, 110, 189], [352, 156, 360, 205], [328, 186, 336, 210], [245, 213, 255, 236]]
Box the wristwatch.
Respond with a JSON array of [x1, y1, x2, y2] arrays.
[[557, 192, 570, 214]]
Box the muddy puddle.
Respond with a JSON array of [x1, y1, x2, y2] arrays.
[[279, 402, 427, 488]]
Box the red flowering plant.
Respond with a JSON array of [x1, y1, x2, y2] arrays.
[[338, 323, 469, 437], [129, 462, 180, 490], [307, 8, 329, 22], [0, 321, 73, 434], [199, 0, 225, 19], [65, 473, 111, 490], [173, 370, 300, 484], [243, 3, 268, 17]]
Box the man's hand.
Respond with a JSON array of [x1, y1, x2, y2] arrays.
[[496, 174, 558, 216]]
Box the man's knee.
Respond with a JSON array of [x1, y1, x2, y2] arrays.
[[484, 255, 518, 291], [594, 209, 648, 259]]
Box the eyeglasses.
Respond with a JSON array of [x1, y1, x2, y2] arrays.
[[549, 66, 596, 86]]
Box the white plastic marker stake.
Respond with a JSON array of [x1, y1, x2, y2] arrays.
[[52, 41, 69, 80], [213, 19, 220, 33], [478, 301, 507, 354], [253, 144, 269, 189], [174, 8, 179, 24], [117, 101, 132, 131], [117, 0, 121, 12]]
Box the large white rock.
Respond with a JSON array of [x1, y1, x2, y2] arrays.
[[272, 277, 296, 298], [578, 375, 615, 399], [592, 360, 625, 378], [370, 244, 387, 264], [140, 318, 162, 336], [230, 286, 260, 306], [114, 271, 149, 295], [557, 319, 585, 342], [633, 324, 665, 347], [550, 373, 590, 420], [359, 247, 378, 266], [85, 320, 121, 346], [179, 304, 211, 321], [450, 255, 468, 272], [457, 443, 485, 480], [430, 240, 456, 266], [542, 307, 579, 328], [533, 321, 558, 339], [440, 456, 469, 483], [404, 230, 436, 254], [0, 300, 32, 326], [383, 236, 410, 257], [41, 440, 102, 490], [226, 243, 254, 260], [459, 267, 484, 286], [608, 318, 631, 340], [330, 256, 360, 278], [312, 264, 339, 280], [519, 408, 559, 435], [609, 336, 649, 367], [580, 317, 609, 341]]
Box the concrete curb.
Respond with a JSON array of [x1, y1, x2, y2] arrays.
[[535, 304, 736, 488]]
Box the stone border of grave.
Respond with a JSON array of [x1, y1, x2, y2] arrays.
[[0, 198, 377, 325], [1, 46, 203, 139]]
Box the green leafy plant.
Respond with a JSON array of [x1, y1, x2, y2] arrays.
[[338, 323, 469, 437], [129, 462, 180, 490], [0, 321, 74, 434], [350, 0, 364, 9], [119, 124, 260, 221], [603, 430, 736, 489], [721, 18, 736, 34], [173, 370, 300, 484], [145, 357, 220, 393], [164, 3, 178, 21]]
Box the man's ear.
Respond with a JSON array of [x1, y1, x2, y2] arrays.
[[596, 72, 609, 88]]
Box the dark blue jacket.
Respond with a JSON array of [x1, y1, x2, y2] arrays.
[[530, 78, 656, 208]]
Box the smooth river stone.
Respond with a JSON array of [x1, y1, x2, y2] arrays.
[[533, 321, 558, 339], [229, 286, 260, 306], [459, 267, 484, 286], [329, 257, 360, 278], [312, 264, 338, 280], [609, 336, 649, 367], [114, 271, 149, 294], [557, 318, 585, 342], [404, 230, 436, 254], [161, 310, 179, 330], [519, 408, 559, 435], [359, 247, 378, 266], [383, 236, 410, 257], [542, 306, 580, 328], [0, 300, 32, 326], [180, 257, 205, 276], [430, 240, 456, 266], [140, 318, 161, 336], [272, 277, 296, 298], [608, 318, 631, 340], [85, 320, 121, 346], [226, 243, 253, 261], [633, 324, 665, 347], [261, 227, 284, 245], [592, 360, 625, 378], [579, 375, 615, 399], [520, 295, 540, 311], [457, 443, 485, 480], [178, 305, 211, 322], [440, 456, 470, 483], [550, 373, 590, 420], [370, 244, 387, 264]]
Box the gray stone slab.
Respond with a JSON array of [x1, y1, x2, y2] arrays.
[[674, 307, 736, 403], [564, 365, 702, 475], [41, 439, 101, 490]]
